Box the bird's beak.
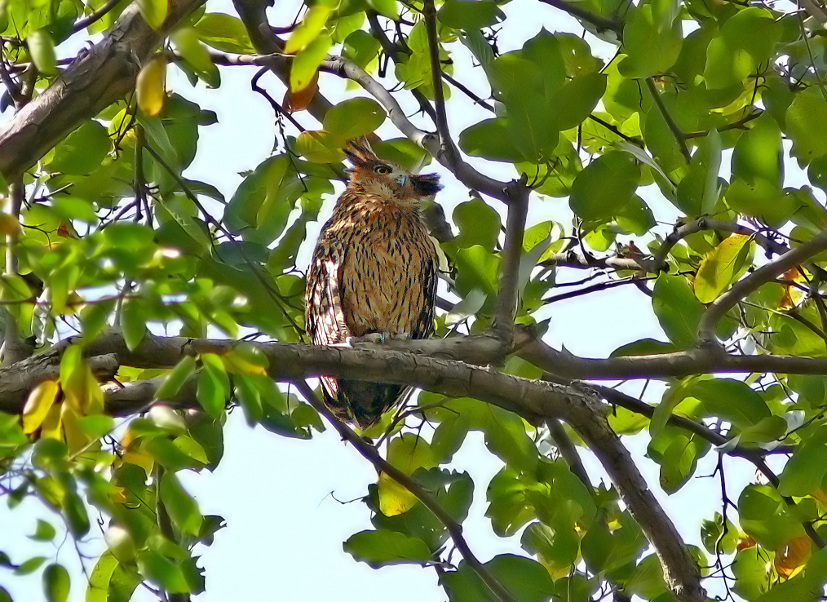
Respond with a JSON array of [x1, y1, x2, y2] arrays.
[[394, 174, 408, 186]]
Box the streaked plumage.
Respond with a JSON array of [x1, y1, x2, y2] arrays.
[[306, 138, 441, 427]]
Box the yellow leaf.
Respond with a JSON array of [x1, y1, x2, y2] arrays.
[[284, 4, 333, 55], [0, 213, 19, 235], [60, 404, 90, 454], [694, 234, 754, 303], [222, 351, 268, 376], [775, 536, 811, 578], [40, 403, 63, 440], [136, 57, 167, 116], [22, 380, 59, 434], [377, 472, 418, 516], [121, 451, 154, 476]]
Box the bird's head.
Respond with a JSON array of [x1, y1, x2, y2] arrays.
[[344, 137, 441, 204]]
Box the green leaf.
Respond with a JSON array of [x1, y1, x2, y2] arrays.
[[156, 356, 197, 400], [455, 245, 500, 299], [290, 33, 331, 92], [521, 521, 579, 571], [367, 0, 398, 20], [285, 4, 332, 54], [458, 118, 523, 162], [786, 86, 827, 165], [442, 554, 554, 602], [778, 426, 827, 497], [700, 512, 739, 555], [172, 27, 219, 88], [675, 129, 722, 216], [43, 564, 70, 602], [194, 13, 255, 54], [62, 490, 90, 539], [136, 550, 191, 594], [725, 177, 793, 228], [160, 472, 204, 537], [453, 198, 501, 250], [323, 98, 386, 141], [137, 0, 167, 29], [703, 8, 782, 90], [120, 299, 147, 351], [732, 547, 771, 600], [343, 530, 432, 567], [30, 519, 56, 541], [49, 121, 111, 175], [15, 556, 47, 575], [688, 378, 771, 427], [652, 273, 705, 347], [570, 151, 638, 222], [550, 72, 607, 131], [87, 551, 141, 602], [28, 30, 57, 75], [694, 234, 754, 303], [732, 113, 783, 186], [738, 484, 804, 549], [619, 0, 683, 78], [438, 0, 504, 30], [196, 353, 229, 418], [648, 428, 709, 493]]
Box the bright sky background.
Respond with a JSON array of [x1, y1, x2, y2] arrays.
[[0, 0, 801, 599]]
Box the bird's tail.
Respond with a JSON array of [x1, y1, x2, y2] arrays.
[[322, 377, 409, 428]]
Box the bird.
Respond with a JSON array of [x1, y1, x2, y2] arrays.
[[305, 137, 441, 428]]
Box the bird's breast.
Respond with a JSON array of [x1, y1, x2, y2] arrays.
[[337, 212, 436, 337]]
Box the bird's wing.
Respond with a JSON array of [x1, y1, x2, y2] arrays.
[[306, 242, 351, 346], [306, 240, 353, 412], [412, 247, 438, 339]]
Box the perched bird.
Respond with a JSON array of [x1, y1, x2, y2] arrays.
[[305, 138, 441, 428]]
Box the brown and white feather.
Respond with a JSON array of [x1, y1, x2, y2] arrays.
[[305, 139, 440, 427]]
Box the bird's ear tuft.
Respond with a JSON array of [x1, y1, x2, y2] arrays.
[[344, 137, 379, 167], [412, 173, 442, 196]]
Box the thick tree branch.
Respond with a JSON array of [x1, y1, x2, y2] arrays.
[[494, 185, 529, 337], [1, 329, 705, 601], [0, 0, 206, 179], [513, 327, 827, 379], [698, 230, 827, 343], [566, 387, 705, 600], [293, 381, 516, 602]]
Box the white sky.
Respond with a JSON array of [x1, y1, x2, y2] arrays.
[[0, 0, 797, 600]]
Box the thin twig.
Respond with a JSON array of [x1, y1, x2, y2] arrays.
[[73, 0, 123, 32], [645, 78, 690, 162], [293, 380, 516, 602], [698, 230, 827, 343]]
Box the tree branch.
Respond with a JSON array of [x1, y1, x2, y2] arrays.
[[565, 387, 705, 601], [0, 0, 206, 179], [293, 381, 516, 602], [513, 326, 827, 379], [73, 0, 123, 32], [654, 217, 795, 271], [1, 329, 706, 600]]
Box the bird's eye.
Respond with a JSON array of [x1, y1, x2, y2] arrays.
[[374, 165, 392, 175]]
